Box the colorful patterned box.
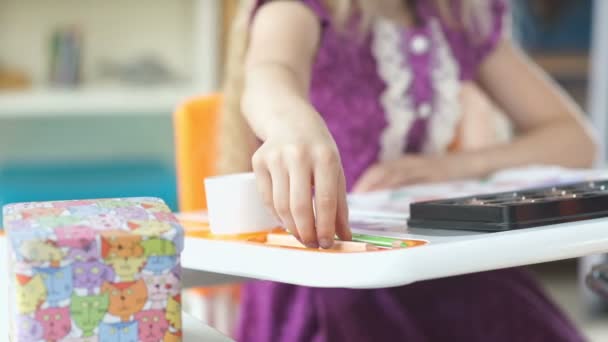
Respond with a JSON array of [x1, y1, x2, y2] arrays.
[[3, 197, 184, 342]]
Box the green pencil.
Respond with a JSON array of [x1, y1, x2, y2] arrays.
[[351, 233, 408, 248]]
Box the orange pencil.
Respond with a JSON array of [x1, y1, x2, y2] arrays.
[[265, 233, 378, 251]]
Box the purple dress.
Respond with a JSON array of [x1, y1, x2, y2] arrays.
[[237, 1, 585, 341]]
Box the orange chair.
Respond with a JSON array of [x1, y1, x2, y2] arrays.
[[173, 94, 241, 336], [174, 93, 222, 212]]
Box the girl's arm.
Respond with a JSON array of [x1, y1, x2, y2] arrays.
[[473, 38, 598, 173], [243, 2, 351, 248]]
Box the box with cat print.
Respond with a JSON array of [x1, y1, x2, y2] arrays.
[[3, 197, 184, 342]]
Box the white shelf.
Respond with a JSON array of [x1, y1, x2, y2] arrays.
[[0, 0, 222, 118], [0, 86, 202, 117]]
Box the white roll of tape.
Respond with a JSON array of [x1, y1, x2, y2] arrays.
[[204, 172, 280, 235]]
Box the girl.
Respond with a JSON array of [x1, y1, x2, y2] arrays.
[[219, 0, 596, 340]]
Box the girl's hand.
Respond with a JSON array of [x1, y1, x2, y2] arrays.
[[352, 154, 478, 193], [252, 127, 351, 249]]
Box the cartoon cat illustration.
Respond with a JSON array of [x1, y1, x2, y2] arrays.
[[9, 229, 51, 261], [135, 310, 169, 342], [68, 241, 99, 262], [99, 321, 139, 342], [87, 214, 125, 231], [62, 336, 99, 342], [3, 209, 19, 223], [141, 238, 177, 274], [153, 212, 178, 224], [20, 240, 65, 267], [68, 204, 108, 217], [171, 228, 184, 256], [35, 265, 73, 306], [55, 225, 96, 248], [98, 199, 135, 209], [165, 295, 182, 330], [73, 261, 115, 293], [5, 219, 33, 230], [37, 215, 82, 228], [163, 331, 182, 342], [16, 274, 47, 314], [142, 238, 176, 256], [101, 280, 148, 321], [170, 264, 181, 281], [16, 314, 44, 342], [142, 273, 180, 309], [140, 200, 171, 213], [101, 230, 144, 259], [8, 202, 48, 211], [128, 221, 171, 237], [13, 261, 34, 275], [144, 256, 177, 275], [52, 199, 94, 208], [104, 256, 147, 281], [116, 207, 149, 221], [70, 293, 110, 337], [21, 207, 64, 219], [35, 307, 72, 341]]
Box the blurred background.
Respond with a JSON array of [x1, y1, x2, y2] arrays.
[[0, 0, 230, 211], [0, 0, 607, 340]]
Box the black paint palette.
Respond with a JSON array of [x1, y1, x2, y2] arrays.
[[408, 180, 608, 232]]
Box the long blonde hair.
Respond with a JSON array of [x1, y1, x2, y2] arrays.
[[217, 0, 259, 174], [217, 0, 492, 174]]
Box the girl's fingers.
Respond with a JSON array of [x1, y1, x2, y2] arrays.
[[252, 154, 279, 221], [335, 170, 352, 241], [286, 152, 316, 247], [268, 162, 300, 241], [313, 150, 339, 249]]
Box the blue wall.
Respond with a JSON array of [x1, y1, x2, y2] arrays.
[[0, 114, 178, 223], [513, 0, 592, 52]]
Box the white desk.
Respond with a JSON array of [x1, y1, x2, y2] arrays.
[[179, 218, 608, 289], [4, 218, 608, 289]]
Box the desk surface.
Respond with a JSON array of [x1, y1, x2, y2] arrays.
[[178, 215, 608, 289], [3, 213, 608, 291]]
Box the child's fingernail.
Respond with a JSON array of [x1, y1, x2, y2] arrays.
[[319, 238, 333, 249], [306, 242, 319, 248]]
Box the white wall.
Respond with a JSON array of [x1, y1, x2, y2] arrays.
[[0, 0, 196, 87], [589, 0, 608, 165], [0, 0, 223, 165]]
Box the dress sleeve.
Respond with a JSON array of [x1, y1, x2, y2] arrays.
[[472, 0, 510, 67], [446, 0, 511, 80], [253, 0, 331, 27]]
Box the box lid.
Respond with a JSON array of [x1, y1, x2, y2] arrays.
[[3, 197, 184, 264]]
